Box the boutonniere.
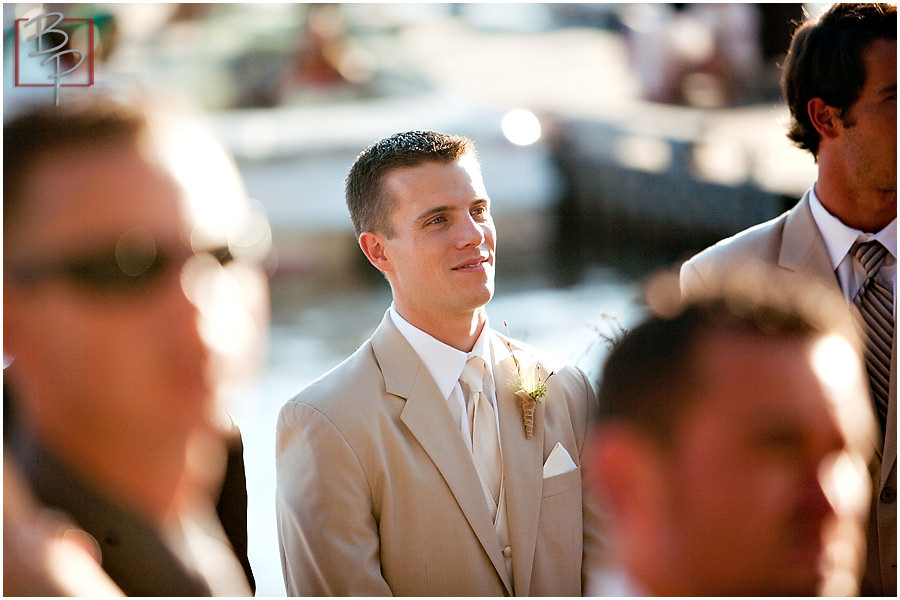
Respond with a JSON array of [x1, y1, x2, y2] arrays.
[[504, 321, 554, 439]]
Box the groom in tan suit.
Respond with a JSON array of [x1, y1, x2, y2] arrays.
[[276, 131, 603, 595], [680, 4, 896, 595]]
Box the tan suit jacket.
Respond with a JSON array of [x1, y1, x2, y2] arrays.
[[680, 192, 897, 596], [276, 311, 604, 596]]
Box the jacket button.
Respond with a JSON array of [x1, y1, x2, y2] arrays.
[[502, 546, 512, 558], [880, 486, 896, 504], [103, 530, 121, 546]]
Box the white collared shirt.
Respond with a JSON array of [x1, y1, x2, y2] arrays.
[[389, 305, 498, 450], [584, 567, 649, 597], [809, 185, 897, 307]]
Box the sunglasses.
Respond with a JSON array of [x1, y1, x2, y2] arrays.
[[7, 229, 234, 295]]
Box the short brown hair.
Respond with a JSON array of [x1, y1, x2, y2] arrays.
[[4, 100, 147, 232], [344, 131, 476, 238], [781, 3, 896, 157]]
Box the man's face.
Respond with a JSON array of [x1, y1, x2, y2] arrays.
[[375, 156, 496, 327], [654, 332, 870, 596], [4, 139, 267, 451], [839, 38, 897, 208]]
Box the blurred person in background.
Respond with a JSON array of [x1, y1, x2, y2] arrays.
[[276, 130, 603, 595], [3, 96, 271, 595], [620, 3, 763, 106], [586, 268, 877, 596], [680, 4, 896, 594]]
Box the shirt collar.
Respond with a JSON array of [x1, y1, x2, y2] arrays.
[[809, 184, 897, 267], [389, 304, 491, 401], [586, 568, 650, 597]]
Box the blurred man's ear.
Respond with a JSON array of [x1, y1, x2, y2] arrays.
[[3, 285, 25, 359], [358, 231, 392, 274], [586, 425, 666, 525]]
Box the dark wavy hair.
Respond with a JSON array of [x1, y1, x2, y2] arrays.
[[781, 3, 896, 157]]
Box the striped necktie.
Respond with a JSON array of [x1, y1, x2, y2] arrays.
[[461, 356, 502, 521], [851, 240, 894, 434]]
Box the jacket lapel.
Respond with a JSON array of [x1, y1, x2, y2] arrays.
[[779, 192, 842, 289], [491, 333, 545, 597], [372, 313, 513, 594]]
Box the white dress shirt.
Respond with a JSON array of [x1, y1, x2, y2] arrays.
[[389, 305, 499, 451], [584, 567, 649, 597], [809, 185, 897, 307]]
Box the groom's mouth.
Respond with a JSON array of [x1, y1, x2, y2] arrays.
[[452, 256, 489, 271]]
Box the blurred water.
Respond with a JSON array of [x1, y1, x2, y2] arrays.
[[231, 265, 644, 596]]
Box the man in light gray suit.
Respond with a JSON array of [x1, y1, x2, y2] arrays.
[[276, 131, 603, 595], [680, 4, 896, 595]]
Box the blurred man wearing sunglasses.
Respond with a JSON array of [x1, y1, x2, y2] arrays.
[[3, 98, 270, 595]]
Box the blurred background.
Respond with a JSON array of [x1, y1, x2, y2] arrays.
[[4, 3, 828, 594]]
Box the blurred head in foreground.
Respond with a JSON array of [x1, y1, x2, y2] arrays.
[[3, 96, 270, 595], [586, 266, 876, 596]]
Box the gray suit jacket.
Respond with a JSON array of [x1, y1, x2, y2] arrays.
[[680, 192, 897, 596], [276, 311, 604, 596]]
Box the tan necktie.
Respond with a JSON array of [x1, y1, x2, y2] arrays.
[[851, 240, 894, 434], [460, 356, 502, 520]]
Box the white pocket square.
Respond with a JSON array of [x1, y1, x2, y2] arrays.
[[542, 442, 577, 478]]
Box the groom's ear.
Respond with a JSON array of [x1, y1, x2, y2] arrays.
[[359, 231, 392, 273], [807, 97, 841, 140]]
